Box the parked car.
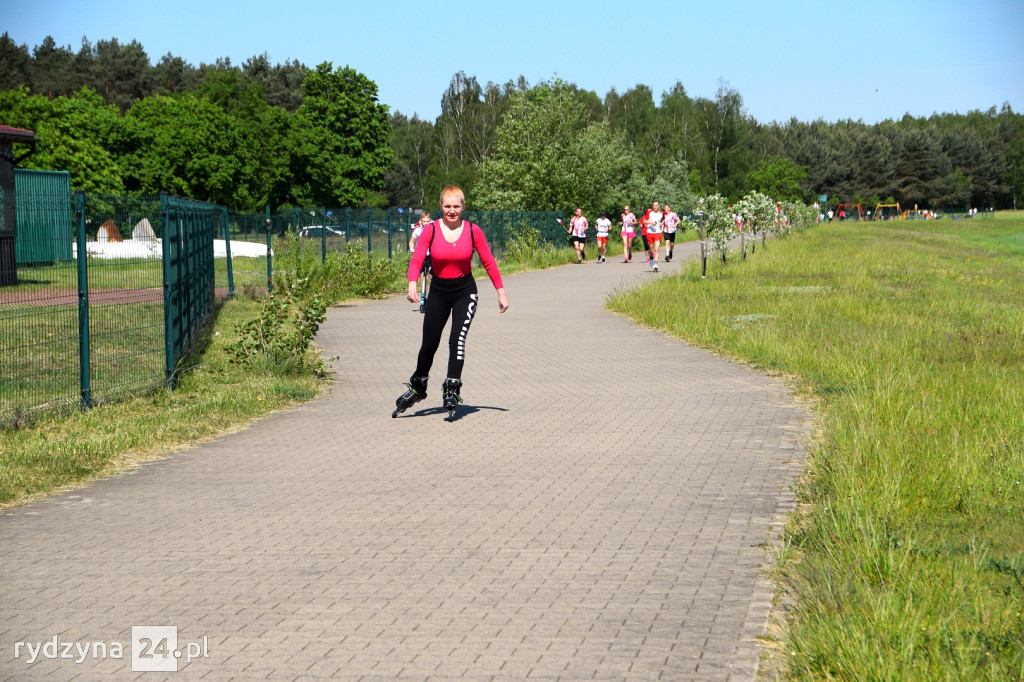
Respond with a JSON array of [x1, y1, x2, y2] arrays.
[[299, 225, 346, 239]]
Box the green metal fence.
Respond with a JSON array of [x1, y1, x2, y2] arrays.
[[0, 190, 221, 424], [161, 194, 217, 389], [14, 169, 74, 264], [265, 207, 567, 262]]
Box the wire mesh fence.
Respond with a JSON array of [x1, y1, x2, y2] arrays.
[[1, 184, 82, 421], [264, 207, 567, 263], [0, 189, 220, 425]]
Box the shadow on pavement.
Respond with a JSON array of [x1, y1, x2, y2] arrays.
[[399, 405, 510, 420]]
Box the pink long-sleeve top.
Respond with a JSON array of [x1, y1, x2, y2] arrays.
[[408, 221, 504, 289]]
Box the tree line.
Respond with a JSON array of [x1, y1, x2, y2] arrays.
[[2, 33, 1022, 213]]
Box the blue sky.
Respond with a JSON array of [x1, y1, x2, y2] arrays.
[[5, 0, 1023, 124]]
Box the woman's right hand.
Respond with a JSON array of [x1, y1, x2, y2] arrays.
[[407, 282, 419, 304]]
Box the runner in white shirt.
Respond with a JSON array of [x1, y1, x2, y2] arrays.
[[594, 212, 611, 263], [409, 210, 432, 312], [569, 207, 588, 264], [620, 206, 637, 263], [662, 204, 680, 262]]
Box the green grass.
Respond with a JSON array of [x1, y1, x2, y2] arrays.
[[0, 256, 270, 422], [608, 214, 1024, 679], [0, 300, 166, 420], [0, 296, 323, 508]]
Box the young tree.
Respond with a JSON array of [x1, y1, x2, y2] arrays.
[[696, 193, 735, 262], [734, 190, 776, 254], [746, 156, 807, 202], [286, 62, 392, 207], [475, 81, 632, 211]]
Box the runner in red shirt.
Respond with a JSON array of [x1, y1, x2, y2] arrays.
[[640, 201, 665, 272], [620, 206, 637, 262]]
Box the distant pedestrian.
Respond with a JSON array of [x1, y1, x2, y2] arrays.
[[640, 210, 651, 264], [595, 212, 611, 263], [409, 211, 432, 312], [640, 200, 664, 272], [663, 204, 680, 262], [827, 209, 834, 223], [570, 208, 588, 263], [620, 206, 637, 262]]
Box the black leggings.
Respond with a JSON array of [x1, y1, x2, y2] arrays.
[[414, 274, 479, 380]]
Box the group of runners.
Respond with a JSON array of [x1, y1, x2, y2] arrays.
[[568, 201, 682, 272]]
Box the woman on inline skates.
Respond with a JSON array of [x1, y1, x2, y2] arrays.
[[393, 186, 510, 420]]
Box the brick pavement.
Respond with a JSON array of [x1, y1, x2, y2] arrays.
[[0, 240, 808, 680]]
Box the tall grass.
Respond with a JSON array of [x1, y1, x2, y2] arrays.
[[608, 215, 1024, 679]]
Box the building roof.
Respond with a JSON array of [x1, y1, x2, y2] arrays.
[[0, 125, 37, 143]]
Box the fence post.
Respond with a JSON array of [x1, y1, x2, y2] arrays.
[[161, 192, 177, 390], [320, 206, 327, 264], [699, 213, 707, 278], [74, 190, 91, 409], [387, 208, 393, 260], [491, 209, 499, 254], [265, 204, 273, 293], [367, 208, 372, 254], [223, 207, 234, 297]]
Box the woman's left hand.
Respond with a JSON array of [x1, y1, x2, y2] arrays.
[[496, 288, 509, 314]]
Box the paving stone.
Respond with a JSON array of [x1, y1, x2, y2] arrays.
[[0, 241, 808, 679]]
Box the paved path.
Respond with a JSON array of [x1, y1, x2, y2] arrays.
[[0, 241, 808, 680]]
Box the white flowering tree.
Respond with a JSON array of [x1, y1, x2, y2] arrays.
[[785, 200, 817, 232], [696, 193, 735, 263], [735, 190, 776, 256]]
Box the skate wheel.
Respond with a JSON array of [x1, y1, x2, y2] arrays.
[[392, 408, 401, 418]]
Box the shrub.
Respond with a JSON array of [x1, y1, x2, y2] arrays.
[[505, 224, 543, 263], [227, 279, 329, 376]]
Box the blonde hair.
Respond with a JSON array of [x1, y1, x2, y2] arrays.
[[439, 185, 465, 207]]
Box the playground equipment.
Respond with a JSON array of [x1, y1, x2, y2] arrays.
[[873, 203, 903, 220], [835, 203, 864, 221]]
